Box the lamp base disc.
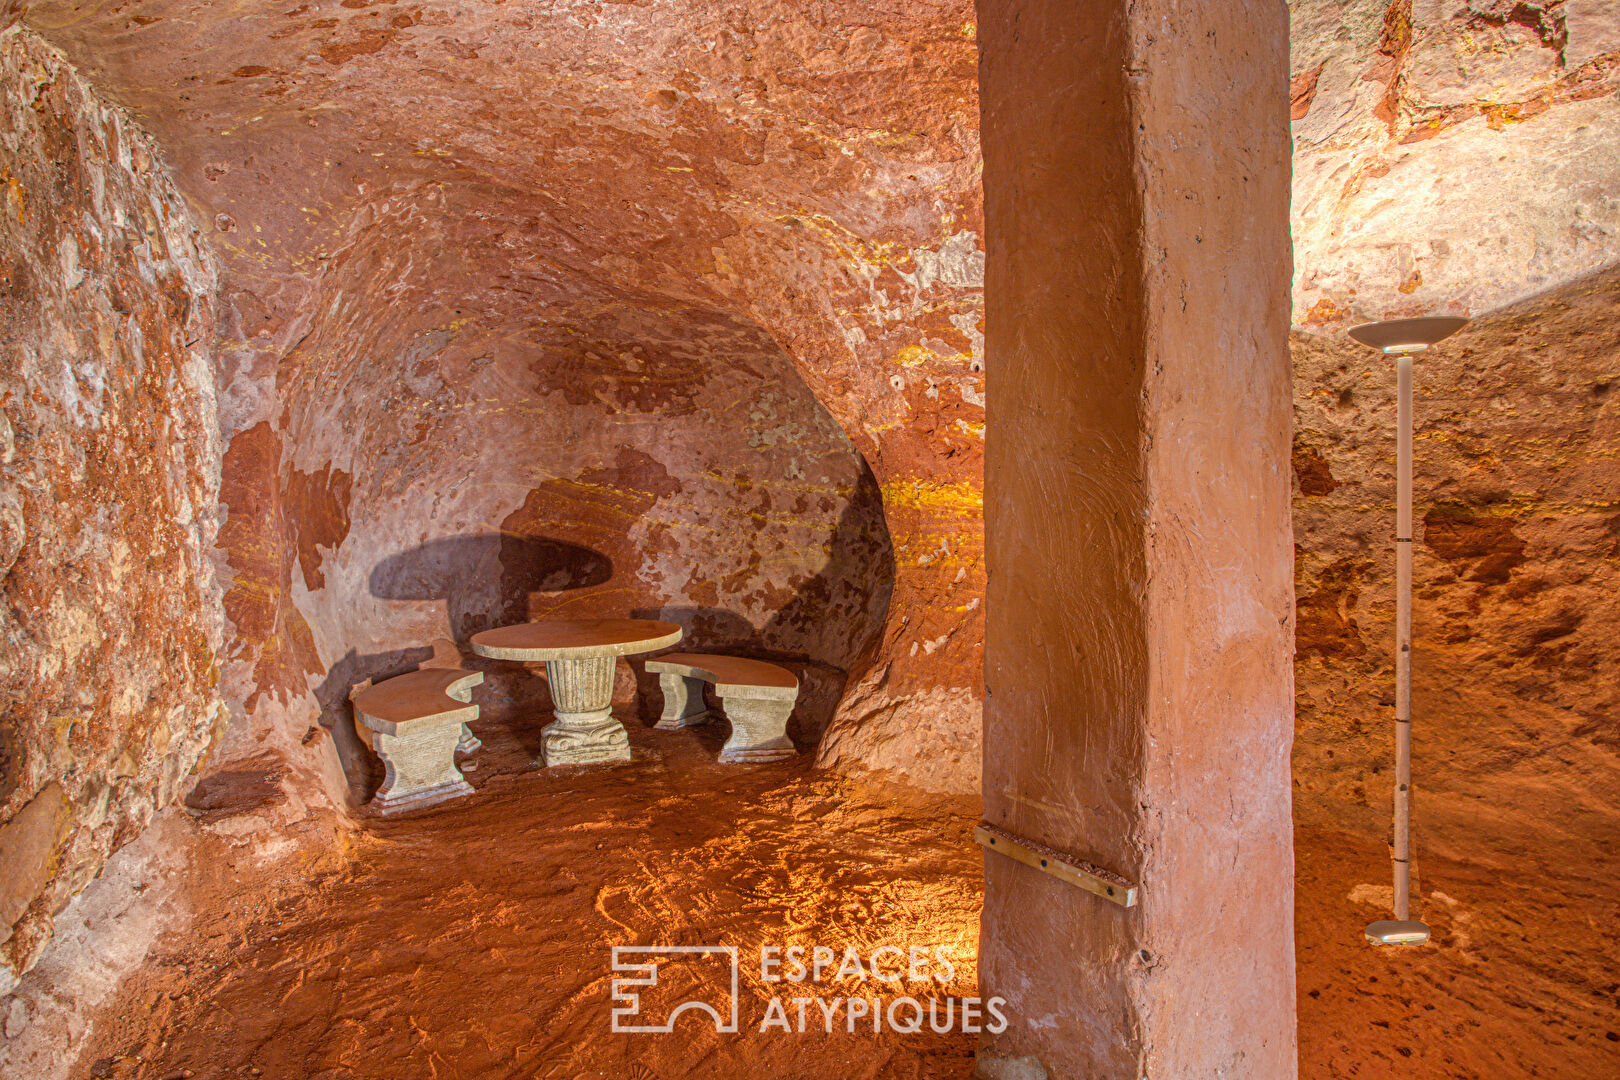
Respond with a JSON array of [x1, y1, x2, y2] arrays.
[[1365, 919, 1431, 946]]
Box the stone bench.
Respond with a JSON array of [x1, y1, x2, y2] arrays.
[[645, 653, 799, 763], [350, 663, 483, 814]]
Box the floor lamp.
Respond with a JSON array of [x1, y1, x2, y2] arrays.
[[1347, 315, 1470, 947]]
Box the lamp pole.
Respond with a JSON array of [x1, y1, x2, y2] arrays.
[[1347, 315, 1469, 947], [1393, 346, 1415, 923]]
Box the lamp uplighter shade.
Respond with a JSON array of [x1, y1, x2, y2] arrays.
[[1348, 316, 1469, 354]]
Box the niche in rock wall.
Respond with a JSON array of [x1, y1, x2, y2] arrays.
[[268, 202, 893, 799]]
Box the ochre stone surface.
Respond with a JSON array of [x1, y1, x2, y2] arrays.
[[24, 0, 987, 799], [1, 1, 1614, 1072], [56, 720, 985, 1080], [0, 31, 224, 989], [1291, 268, 1620, 1075], [977, 0, 1296, 1075], [1287, 4, 1620, 1072], [0, 784, 70, 932], [1290, 0, 1620, 325]]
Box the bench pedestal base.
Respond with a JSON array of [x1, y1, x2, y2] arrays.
[[368, 718, 474, 814], [372, 777, 475, 815], [654, 672, 713, 730], [718, 743, 797, 763], [654, 712, 712, 731], [717, 697, 798, 764]]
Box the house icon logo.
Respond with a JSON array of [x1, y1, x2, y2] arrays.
[[610, 945, 740, 1034]]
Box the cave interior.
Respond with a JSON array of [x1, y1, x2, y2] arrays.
[[0, 1, 1617, 1078]]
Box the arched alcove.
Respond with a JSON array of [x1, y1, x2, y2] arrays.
[[257, 189, 892, 798]]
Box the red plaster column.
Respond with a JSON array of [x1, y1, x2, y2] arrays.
[[976, 0, 1296, 1076]]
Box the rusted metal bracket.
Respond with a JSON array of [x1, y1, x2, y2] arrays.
[[974, 821, 1139, 908]]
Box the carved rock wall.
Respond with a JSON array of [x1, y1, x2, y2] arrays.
[[1289, 0, 1620, 856], [1293, 268, 1620, 850], [252, 187, 895, 799], [1289, 267, 1620, 1076], [1290, 0, 1619, 325], [7, 0, 1609, 987], [25, 0, 987, 796], [0, 30, 223, 990], [1288, 3, 1620, 1060]]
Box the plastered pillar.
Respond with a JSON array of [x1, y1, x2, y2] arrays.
[[976, 0, 1297, 1076]]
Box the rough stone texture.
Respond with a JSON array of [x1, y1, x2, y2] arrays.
[[1287, 3, 1620, 1071], [1290, 0, 1620, 326], [1291, 267, 1620, 1075], [1294, 272, 1620, 839], [55, 724, 985, 1080], [0, 30, 224, 990], [977, 0, 1296, 1076], [25, 0, 988, 797], [0, 0, 1612, 1071], [0, 811, 197, 1080]]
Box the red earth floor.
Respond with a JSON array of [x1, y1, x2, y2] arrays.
[[66, 710, 1619, 1079], [72, 715, 984, 1080]]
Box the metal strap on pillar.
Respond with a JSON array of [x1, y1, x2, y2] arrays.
[[974, 821, 1139, 908]]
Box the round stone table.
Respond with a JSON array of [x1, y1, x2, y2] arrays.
[[469, 618, 682, 767]]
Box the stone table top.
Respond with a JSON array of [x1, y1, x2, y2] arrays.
[[469, 618, 683, 662]]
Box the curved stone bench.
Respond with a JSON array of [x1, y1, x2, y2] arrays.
[[350, 667, 483, 814], [644, 653, 798, 763]]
